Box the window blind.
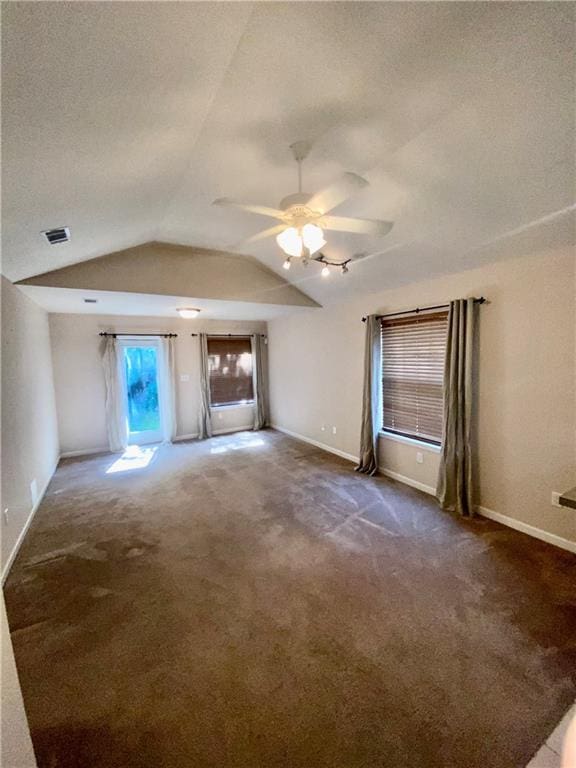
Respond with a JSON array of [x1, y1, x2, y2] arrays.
[[381, 310, 448, 444], [207, 337, 254, 406]]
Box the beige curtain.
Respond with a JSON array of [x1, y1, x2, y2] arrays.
[[198, 333, 212, 440], [160, 337, 177, 443], [355, 315, 382, 475], [101, 336, 127, 453], [436, 298, 477, 517], [251, 334, 269, 430]]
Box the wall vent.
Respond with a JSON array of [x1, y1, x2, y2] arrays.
[[83, 298, 98, 304], [42, 227, 70, 245]]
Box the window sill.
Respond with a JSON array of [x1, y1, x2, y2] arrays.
[[379, 431, 441, 453], [210, 402, 255, 411]]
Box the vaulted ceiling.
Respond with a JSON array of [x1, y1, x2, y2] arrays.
[[2, 2, 574, 309]]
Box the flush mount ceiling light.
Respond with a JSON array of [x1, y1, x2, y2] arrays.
[[213, 141, 393, 274], [177, 308, 201, 319]]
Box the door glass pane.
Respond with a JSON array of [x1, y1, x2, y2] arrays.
[[124, 346, 160, 434]]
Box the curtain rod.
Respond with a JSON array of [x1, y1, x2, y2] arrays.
[[190, 333, 266, 338], [362, 297, 486, 322], [99, 332, 178, 338]]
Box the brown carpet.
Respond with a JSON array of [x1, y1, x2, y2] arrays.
[[4, 429, 576, 768]]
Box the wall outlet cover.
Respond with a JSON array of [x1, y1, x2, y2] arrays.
[[180, 374, 190, 382], [416, 452, 424, 464], [332, 426, 337, 435]]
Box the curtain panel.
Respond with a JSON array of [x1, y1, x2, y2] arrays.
[[355, 314, 382, 475], [101, 335, 127, 453], [251, 335, 269, 431], [160, 336, 177, 443], [436, 298, 477, 517], [198, 333, 212, 440]]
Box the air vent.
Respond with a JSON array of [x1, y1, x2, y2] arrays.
[[84, 298, 98, 304], [42, 227, 70, 245]]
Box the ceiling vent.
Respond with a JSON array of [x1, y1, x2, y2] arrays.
[[42, 227, 70, 245]]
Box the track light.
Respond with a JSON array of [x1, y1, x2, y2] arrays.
[[283, 258, 291, 270], [321, 265, 330, 277]]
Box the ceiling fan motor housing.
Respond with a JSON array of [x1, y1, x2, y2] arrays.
[[279, 193, 323, 228], [279, 192, 314, 212]]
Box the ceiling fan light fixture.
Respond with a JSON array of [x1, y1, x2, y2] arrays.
[[276, 226, 303, 258], [276, 223, 325, 259], [177, 308, 201, 319], [301, 223, 326, 255]]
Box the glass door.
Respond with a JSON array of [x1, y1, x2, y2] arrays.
[[119, 339, 164, 445]]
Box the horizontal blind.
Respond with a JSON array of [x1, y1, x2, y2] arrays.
[[381, 311, 448, 444], [207, 337, 254, 406]]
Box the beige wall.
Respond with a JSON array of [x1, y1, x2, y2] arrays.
[[49, 314, 267, 455], [1, 593, 37, 767], [20, 242, 319, 308], [1, 277, 60, 575], [268, 248, 576, 544]]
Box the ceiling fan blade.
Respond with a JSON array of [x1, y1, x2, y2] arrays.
[[234, 223, 286, 249], [321, 215, 394, 236], [213, 197, 285, 220], [306, 173, 369, 215]]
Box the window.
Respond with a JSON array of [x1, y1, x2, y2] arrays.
[[207, 336, 254, 407], [381, 311, 448, 445]]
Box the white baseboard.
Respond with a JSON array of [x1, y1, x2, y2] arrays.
[[62, 427, 255, 454], [174, 425, 253, 442], [213, 425, 253, 436], [477, 505, 576, 555], [271, 424, 358, 464], [60, 447, 109, 458], [380, 468, 436, 497], [1, 458, 59, 585], [271, 425, 576, 556]]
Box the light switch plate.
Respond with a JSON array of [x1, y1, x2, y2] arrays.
[[416, 452, 424, 464], [180, 374, 190, 382]]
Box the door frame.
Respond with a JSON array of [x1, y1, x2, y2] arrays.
[[118, 337, 165, 446]]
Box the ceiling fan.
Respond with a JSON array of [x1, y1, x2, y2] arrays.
[[213, 141, 393, 275]]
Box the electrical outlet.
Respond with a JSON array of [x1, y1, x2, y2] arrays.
[[416, 452, 424, 464], [3, 508, 8, 526], [217, 412, 223, 421], [321, 425, 326, 432], [179, 374, 190, 382], [551, 492, 562, 508], [332, 426, 337, 435]]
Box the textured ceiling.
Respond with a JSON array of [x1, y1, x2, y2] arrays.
[[2, 1, 575, 306]]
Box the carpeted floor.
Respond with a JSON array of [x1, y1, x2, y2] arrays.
[[4, 429, 576, 768]]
